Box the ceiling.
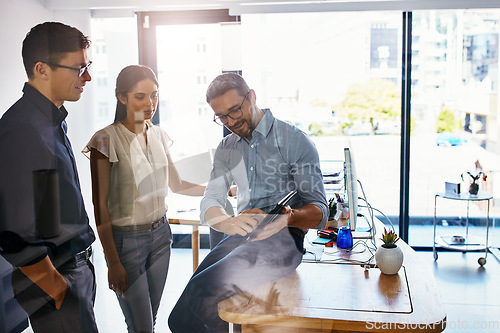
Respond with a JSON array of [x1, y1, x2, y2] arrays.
[[44, 0, 500, 16]]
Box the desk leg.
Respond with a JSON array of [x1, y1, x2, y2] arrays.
[[192, 225, 199, 272]]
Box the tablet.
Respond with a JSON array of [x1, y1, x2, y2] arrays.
[[246, 190, 297, 241]]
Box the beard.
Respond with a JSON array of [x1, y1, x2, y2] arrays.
[[227, 106, 261, 139], [228, 119, 249, 137]]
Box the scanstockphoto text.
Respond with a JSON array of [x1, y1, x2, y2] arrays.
[[262, 161, 325, 193], [365, 318, 500, 331]]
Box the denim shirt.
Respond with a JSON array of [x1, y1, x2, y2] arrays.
[[0, 83, 95, 267], [200, 109, 328, 230]]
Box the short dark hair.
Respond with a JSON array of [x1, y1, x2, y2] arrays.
[[206, 72, 249, 103], [114, 65, 159, 123], [22, 22, 91, 78]]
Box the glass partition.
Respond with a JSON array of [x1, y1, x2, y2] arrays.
[[142, 11, 403, 237], [90, 8, 500, 248], [240, 12, 403, 231], [409, 9, 500, 246]]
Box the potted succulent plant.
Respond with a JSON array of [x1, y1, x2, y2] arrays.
[[375, 228, 404, 275]]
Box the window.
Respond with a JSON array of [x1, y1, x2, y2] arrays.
[[90, 17, 138, 131], [139, 10, 404, 237], [409, 9, 500, 246], [91, 7, 500, 248], [240, 12, 402, 229]]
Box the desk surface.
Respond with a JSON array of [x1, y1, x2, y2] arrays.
[[218, 219, 446, 333]]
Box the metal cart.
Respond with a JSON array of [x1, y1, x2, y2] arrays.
[[433, 191, 492, 266]]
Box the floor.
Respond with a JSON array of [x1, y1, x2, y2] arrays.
[[91, 245, 200, 333], [22, 239, 500, 333], [416, 251, 500, 333]]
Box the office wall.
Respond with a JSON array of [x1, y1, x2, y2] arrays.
[[0, 0, 96, 225], [0, 0, 52, 113], [0, 1, 93, 140]]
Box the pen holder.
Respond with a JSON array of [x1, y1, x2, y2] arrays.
[[337, 226, 353, 249]]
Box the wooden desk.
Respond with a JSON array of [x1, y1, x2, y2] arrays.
[[167, 195, 235, 272], [168, 209, 203, 272], [218, 220, 446, 333]]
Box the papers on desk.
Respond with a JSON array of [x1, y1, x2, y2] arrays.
[[303, 244, 324, 262]]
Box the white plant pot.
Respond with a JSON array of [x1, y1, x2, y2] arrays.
[[375, 245, 404, 275]]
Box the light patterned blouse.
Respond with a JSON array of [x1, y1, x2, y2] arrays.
[[83, 122, 172, 226]]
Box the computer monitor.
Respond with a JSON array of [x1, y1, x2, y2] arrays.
[[344, 147, 358, 231]]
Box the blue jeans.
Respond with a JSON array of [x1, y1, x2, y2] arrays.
[[168, 227, 304, 333], [112, 221, 172, 333], [12, 258, 98, 333]]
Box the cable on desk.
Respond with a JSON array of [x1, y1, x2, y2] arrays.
[[357, 179, 393, 235], [361, 203, 396, 233], [305, 179, 397, 266], [354, 238, 377, 253], [357, 179, 377, 250], [304, 180, 377, 266], [319, 239, 376, 266], [318, 256, 375, 266], [346, 240, 369, 254]]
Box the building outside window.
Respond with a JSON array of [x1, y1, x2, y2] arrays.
[[90, 8, 500, 248]]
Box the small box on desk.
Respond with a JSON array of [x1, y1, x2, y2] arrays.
[[445, 182, 460, 195]]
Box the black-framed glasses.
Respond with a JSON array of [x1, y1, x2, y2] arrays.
[[42, 61, 92, 77], [213, 91, 249, 126]]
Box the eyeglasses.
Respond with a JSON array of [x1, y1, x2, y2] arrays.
[[213, 91, 249, 126], [42, 61, 92, 77]]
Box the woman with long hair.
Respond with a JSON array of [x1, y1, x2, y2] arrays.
[[83, 65, 204, 332]]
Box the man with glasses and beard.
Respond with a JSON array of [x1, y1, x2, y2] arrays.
[[0, 22, 98, 332], [168, 72, 328, 333]]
